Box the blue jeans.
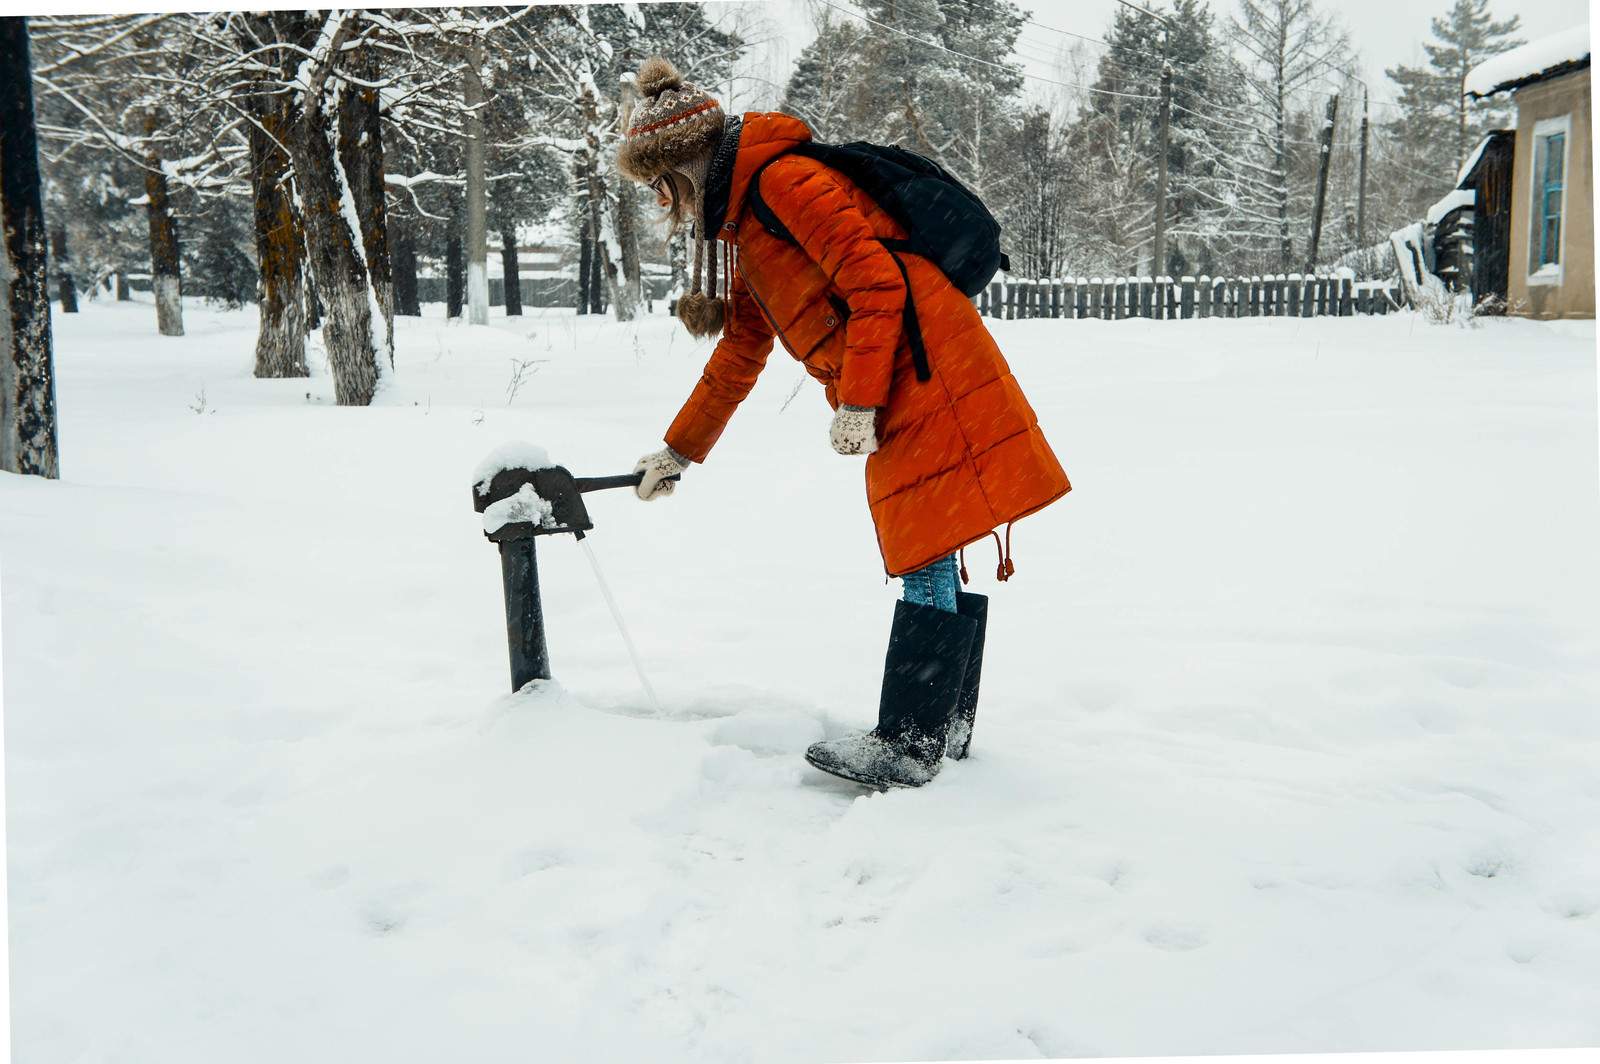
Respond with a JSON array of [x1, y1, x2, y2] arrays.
[[900, 554, 959, 613]]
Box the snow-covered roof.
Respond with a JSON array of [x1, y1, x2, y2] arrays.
[[1464, 23, 1590, 97], [1455, 129, 1515, 188], [1426, 189, 1475, 225], [1456, 136, 1492, 187]]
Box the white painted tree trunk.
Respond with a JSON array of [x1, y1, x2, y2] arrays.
[[579, 85, 633, 322], [144, 161, 184, 338], [464, 48, 489, 326], [292, 93, 382, 405], [153, 276, 183, 337], [467, 262, 488, 324]]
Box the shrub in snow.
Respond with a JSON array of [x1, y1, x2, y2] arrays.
[[182, 200, 259, 310]]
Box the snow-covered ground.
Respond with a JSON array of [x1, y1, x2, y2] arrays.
[[4, 295, 1599, 1062]]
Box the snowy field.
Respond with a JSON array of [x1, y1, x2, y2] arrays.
[[4, 295, 1599, 1063]]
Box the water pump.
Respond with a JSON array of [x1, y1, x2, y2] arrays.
[[472, 453, 675, 691]]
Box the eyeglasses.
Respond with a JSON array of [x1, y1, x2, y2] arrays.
[[649, 174, 673, 201]]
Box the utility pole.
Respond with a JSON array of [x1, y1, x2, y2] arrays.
[[1153, 62, 1172, 277], [463, 46, 489, 326], [1305, 92, 1340, 273], [1357, 87, 1370, 248]]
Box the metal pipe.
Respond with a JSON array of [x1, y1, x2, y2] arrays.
[[499, 537, 551, 690]]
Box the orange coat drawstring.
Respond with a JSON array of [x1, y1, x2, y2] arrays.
[[723, 241, 736, 334], [960, 525, 1014, 584], [988, 526, 1014, 582]]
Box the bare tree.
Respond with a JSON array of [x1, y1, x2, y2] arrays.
[[1229, 0, 1351, 270], [1, 16, 59, 479]]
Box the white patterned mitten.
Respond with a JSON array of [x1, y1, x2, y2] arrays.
[[633, 446, 690, 501], [829, 405, 879, 455]]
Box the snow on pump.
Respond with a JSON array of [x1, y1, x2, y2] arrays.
[[471, 443, 676, 691]]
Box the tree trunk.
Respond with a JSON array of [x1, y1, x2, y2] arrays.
[[500, 227, 522, 316], [116, 271, 130, 301], [576, 217, 592, 315], [446, 224, 463, 319], [248, 96, 307, 378], [390, 225, 419, 316], [463, 48, 489, 325], [1274, 76, 1291, 271], [588, 234, 605, 314], [144, 158, 184, 336], [0, 15, 59, 478], [289, 87, 382, 405], [615, 181, 642, 313], [50, 225, 77, 313], [579, 86, 630, 321], [668, 227, 686, 307], [337, 51, 392, 359]]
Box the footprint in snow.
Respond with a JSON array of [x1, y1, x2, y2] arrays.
[[1464, 849, 1514, 879], [1144, 920, 1210, 952], [363, 903, 406, 936], [308, 864, 351, 890], [501, 846, 569, 882], [1073, 681, 1124, 713], [708, 711, 824, 757], [1539, 888, 1598, 920], [360, 885, 422, 936]]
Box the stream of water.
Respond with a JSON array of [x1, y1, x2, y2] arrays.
[[580, 537, 663, 715]]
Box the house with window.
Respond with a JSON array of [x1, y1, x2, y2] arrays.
[[1464, 23, 1592, 319]]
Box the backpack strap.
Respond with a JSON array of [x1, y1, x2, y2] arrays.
[[748, 156, 797, 244], [880, 244, 932, 383], [748, 157, 933, 384]]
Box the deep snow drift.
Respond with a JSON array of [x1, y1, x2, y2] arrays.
[[4, 296, 1599, 1062]]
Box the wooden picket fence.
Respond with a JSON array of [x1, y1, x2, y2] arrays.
[[976, 273, 1405, 320]]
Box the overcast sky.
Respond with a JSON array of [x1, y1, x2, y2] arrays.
[[718, 0, 1591, 112]]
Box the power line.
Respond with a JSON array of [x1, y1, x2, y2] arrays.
[[1367, 138, 1457, 183], [1169, 101, 1328, 146]]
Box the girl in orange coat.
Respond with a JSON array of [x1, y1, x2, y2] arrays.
[[618, 58, 1069, 789]]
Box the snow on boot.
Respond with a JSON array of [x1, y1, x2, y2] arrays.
[[944, 591, 988, 761], [806, 599, 977, 789]]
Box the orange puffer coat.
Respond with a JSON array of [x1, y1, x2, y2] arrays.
[[663, 112, 1070, 577]]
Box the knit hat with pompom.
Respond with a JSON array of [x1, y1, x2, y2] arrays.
[[617, 57, 730, 340], [616, 57, 724, 185]]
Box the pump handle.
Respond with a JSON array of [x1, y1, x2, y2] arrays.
[[574, 472, 682, 493]]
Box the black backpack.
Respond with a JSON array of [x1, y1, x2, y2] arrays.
[[746, 141, 1010, 382]]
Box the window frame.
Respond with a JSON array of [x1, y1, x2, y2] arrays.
[[1528, 114, 1572, 286]]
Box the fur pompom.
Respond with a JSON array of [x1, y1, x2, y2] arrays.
[[676, 291, 726, 339], [635, 57, 684, 99]]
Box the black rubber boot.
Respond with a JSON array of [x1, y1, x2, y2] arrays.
[[805, 599, 978, 789], [944, 591, 988, 760]]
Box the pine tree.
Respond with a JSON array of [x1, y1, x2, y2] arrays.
[[781, 10, 868, 141], [1069, 0, 1246, 274], [782, 0, 1027, 202], [997, 106, 1076, 277], [182, 197, 257, 310], [1385, 1, 1522, 187]]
